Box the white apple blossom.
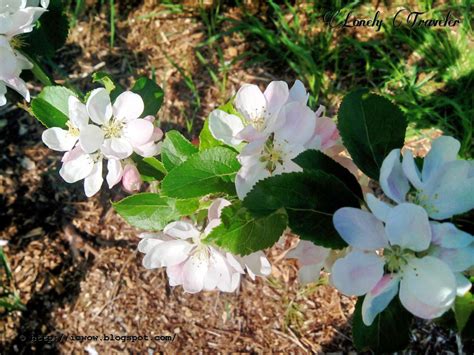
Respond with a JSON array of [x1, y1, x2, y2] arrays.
[[209, 80, 290, 146], [85, 88, 155, 159], [0, 0, 48, 106], [42, 96, 103, 153], [286, 239, 330, 285], [331, 202, 472, 325], [41, 89, 164, 197], [138, 198, 271, 293], [379, 135, 474, 219], [0, 239, 7, 247]]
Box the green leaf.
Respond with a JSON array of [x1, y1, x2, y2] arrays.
[[293, 150, 363, 200], [92, 72, 124, 101], [22, 0, 69, 58], [131, 77, 164, 117], [113, 193, 199, 231], [31, 86, 77, 128], [243, 171, 360, 249], [205, 202, 288, 255], [161, 147, 240, 198], [199, 118, 224, 151], [338, 88, 407, 180], [161, 130, 199, 171], [132, 156, 167, 182], [454, 291, 474, 333], [352, 296, 412, 353]]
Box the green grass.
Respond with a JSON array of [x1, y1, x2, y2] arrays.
[[202, 0, 472, 157]]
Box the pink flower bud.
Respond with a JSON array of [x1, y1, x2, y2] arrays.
[[143, 115, 156, 123], [122, 164, 142, 193]]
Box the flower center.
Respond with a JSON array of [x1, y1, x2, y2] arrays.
[[259, 134, 283, 173], [66, 121, 80, 137], [384, 246, 413, 273], [407, 190, 439, 215], [102, 119, 124, 139], [9, 37, 25, 49]]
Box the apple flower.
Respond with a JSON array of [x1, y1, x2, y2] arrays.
[[138, 198, 271, 293], [331, 202, 471, 325], [209, 81, 290, 146], [286, 239, 330, 285], [85, 88, 155, 159], [379, 135, 474, 219], [42, 96, 103, 153], [235, 100, 321, 199], [121, 163, 142, 193], [0, 239, 7, 247], [0, 0, 48, 106]]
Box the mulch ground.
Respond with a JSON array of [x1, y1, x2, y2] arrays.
[[0, 2, 470, 353]]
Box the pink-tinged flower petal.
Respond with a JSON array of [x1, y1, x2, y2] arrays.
[[151, 127, 163, 141], [182, 255, 208, 293], [455, 273, 472, 296], [422, 136, 460, 182], [79, 124, 104, 153], [306, 116, 339, 151], [286, 239, 329, 266], [42, 127, 77, 152], [361, 274, 400, 326], [401, 151, 423, 189], [365, 193, 392, 222], [399, 256, 456, 319], [380, 149, 410, 203], [430, 222, 472, 248], [106, 159, 123, 188], [263, 80, 289, 113], [124, 118, 154, 147], [167, 262, 185, 286], [101, 137, 133, 159], [61, 145, 83, 163], [86, 88, 112, 125], [208, 198, 231, 222], [134, 141, 162, 158], [226, 253, 246, 274], [432, 245, 474, 273], [84, 160, 103, 197], [208, 109, 244, 146], [272, 159, 303, 175], [385, 203, 431, 251], [274, 102, 316, 145], [235, 125, 267, 142], [234, 84, 266, 121], [164, 221, 200, 240], [143, 240, 193, 269], [333, 207, 388, 250], [68, 96, 88, 129], [113, 91, 144, 122], [121, 164, 141, 193], [59, 149, 94, 183], [331, 251, 385, 296], [288, 80, 308, 104]]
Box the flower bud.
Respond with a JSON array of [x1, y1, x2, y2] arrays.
[[122, 164, 142, 193]]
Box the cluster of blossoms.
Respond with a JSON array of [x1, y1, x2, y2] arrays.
[[208, 80, 339, 199], [42, 88, 163, 196], [138, 198, 271, 293], [330, 136, 474, 325], [0, 0, 49, 106]]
